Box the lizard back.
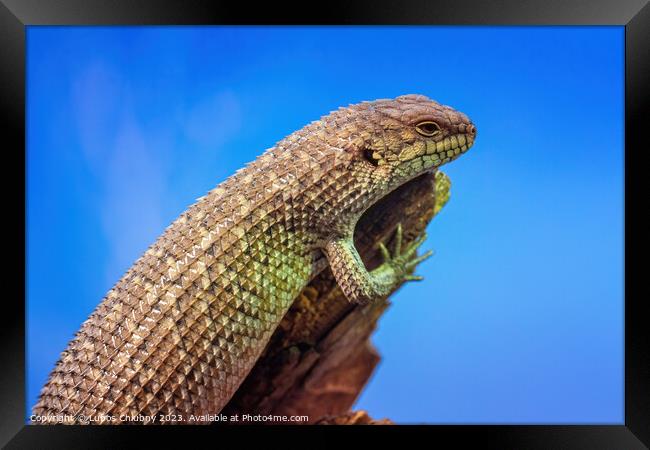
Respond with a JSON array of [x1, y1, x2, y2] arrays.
[[32, 136, 347, 423]]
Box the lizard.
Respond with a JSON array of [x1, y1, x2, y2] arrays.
[[32, 94, 476, 424]]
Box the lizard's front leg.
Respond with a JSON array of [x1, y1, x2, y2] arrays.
[[324, 223, 432, 304]]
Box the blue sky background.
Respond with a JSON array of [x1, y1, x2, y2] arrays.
[[26, 26, 624, 424]]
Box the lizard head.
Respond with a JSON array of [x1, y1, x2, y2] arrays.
[[278, 95, 476, 234], [352, 94, 475, 180], [323, 94, 476, 216]]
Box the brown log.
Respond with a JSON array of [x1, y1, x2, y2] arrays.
[[314, 411, 394, 425]]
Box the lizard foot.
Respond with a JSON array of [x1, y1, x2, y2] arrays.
[[377, 223, 433, 285]]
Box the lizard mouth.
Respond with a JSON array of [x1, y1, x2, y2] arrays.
[[405, 132, 475, 171], [427, 133, 474, 161]]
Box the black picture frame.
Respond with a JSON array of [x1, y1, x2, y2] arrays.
[[2, 1, 647, 448]]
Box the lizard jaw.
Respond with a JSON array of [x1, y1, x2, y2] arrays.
[[399, 132, 476, 176]]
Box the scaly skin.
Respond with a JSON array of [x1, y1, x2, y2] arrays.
[[32, 94, 476, 424]]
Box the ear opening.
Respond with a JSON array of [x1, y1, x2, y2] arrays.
[[363, 148, 380, 166]]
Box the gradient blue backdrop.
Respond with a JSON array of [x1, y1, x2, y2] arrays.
[[26, 26, 624, 424]]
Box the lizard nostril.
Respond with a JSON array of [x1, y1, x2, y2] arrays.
[[467, 124, 477, 137]]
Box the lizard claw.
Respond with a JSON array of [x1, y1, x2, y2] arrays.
[[405, 249, 434, 270], [405, 274, 424, 281], [378, 242, 391, 263], [377, 223, 434, 284], [394, 222, 403, 256]]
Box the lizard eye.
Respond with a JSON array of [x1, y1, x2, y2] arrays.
[[415, 121, 441, 137]]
